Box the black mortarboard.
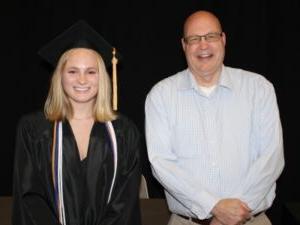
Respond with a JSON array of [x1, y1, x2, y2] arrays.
[[38, 20, 120, 110], [38, 20, 120, 67]]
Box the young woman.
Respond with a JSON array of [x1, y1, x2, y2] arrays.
[[12, 20, 141, 225]]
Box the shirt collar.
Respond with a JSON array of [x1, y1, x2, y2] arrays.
[[219, 65, 234, 90], [177, 69, 199, 91], [178, 65, 234, 91]]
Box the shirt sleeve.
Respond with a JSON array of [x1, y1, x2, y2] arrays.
[[145, 87, 220, 219], [234, 81, 284, 213]]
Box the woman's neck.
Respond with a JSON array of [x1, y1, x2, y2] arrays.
[[71, 116, 94, 120], [70, 101, 94, 120]]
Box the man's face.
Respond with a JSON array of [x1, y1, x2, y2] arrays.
[[182, 12, 226, 81]]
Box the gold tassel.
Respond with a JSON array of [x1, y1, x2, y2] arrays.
[[112, 48, 118, 111]]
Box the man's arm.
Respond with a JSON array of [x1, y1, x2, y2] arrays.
[[145, 88, 219, 219], [235, 82, 284, 213]]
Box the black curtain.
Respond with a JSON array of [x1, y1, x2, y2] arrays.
[[2, 1, 300, 224]]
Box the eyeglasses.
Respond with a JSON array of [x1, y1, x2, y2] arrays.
[[183, 32, 223, 45]]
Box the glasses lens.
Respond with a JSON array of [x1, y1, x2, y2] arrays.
[[205, 33, 221, 42], [185, 36, 201, 44]]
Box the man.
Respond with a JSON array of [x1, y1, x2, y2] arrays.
[[145, 10, 284, 225]]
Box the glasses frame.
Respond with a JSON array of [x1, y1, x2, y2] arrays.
[[183, 32, 223, 45]]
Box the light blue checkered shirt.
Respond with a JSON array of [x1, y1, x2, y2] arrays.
[[145, 65, 284, 219]]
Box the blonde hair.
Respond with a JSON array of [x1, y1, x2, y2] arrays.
[[44, 48, 117, 122]]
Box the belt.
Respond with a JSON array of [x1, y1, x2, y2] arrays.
[[178, 212, 263, 225], [178, 214, 212, 225]]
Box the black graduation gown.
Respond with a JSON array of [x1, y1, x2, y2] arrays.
[[12, 111, 141, 225]]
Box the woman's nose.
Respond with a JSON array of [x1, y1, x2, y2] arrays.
[[78, 73, 86, 84]]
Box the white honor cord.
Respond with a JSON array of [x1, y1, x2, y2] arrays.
[[58, 122, 66, 225], [106, 121, 118, 204]]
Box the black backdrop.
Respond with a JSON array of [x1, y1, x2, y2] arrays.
[[2, 1, 300, 224]]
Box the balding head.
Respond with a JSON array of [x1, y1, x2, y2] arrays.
[[183, 11, 222, 37]]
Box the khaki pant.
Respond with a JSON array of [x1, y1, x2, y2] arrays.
[[168, 213, 272, 225]]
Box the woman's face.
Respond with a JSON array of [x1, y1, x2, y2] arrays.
[[62, 48, 99, 106]]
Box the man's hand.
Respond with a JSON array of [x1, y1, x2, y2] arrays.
[[210, 217, 224, 225], [211, 199, 251, 225]]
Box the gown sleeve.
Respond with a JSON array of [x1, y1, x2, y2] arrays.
[[12, 114, 60, 225], [100, 117, 142, 225]]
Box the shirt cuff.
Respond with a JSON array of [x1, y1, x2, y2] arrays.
[[191, 190, 220, 219]]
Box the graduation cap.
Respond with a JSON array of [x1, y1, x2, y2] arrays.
[[38, 20, 120, 110]]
